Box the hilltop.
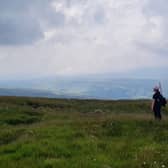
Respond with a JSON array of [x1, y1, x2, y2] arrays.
[[0, 96, 168, 168]]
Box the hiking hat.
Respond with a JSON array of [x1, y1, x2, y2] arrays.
[[153, 86, 159, 92]]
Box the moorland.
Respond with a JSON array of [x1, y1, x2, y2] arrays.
[[0, 96, 168, 168]]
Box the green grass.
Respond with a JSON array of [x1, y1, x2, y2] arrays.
[[0, 96, 168, 168]]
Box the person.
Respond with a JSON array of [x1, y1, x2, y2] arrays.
[[151, 86, 162, 120]]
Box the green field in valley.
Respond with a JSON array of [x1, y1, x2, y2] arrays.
[[0, 96, 168, 168]]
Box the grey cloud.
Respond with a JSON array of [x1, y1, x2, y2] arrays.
[[0, 0, 65, 45], [144, 0, 168, 16], [0, 0, 168, 78], [136, 41, 168, 57], [0, 18, 43, 45], [94, 7, 106, 24], [136, 0, 168, 57]]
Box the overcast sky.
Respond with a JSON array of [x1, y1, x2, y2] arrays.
[[0, 0, 168, 79]]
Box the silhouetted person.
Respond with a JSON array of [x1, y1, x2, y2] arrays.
[[152, 87, 162, 120]]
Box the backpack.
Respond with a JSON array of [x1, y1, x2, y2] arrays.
[[160, 95, 167, 107]]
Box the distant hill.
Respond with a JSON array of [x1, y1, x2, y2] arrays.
[[0, 88, 58, 98], [0, 76, 167, 99], [0, 88, 78, 99]]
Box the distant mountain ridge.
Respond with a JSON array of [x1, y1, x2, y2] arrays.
[[0, 77, 167, 99]]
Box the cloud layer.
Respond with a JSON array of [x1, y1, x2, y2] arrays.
[[0, 0, 168, 78]]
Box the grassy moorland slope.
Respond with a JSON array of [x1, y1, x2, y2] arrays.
[[0, 96, 168, 168]]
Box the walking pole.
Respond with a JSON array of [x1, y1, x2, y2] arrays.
[[159, 82, 162, 94]]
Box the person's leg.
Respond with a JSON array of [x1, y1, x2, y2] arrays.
[[155, 108, 161, 120], [157, 108, 161, 120], [154, 110, 158, 120]]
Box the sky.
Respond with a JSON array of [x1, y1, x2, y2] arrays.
[[0, 0, 168, 79]]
